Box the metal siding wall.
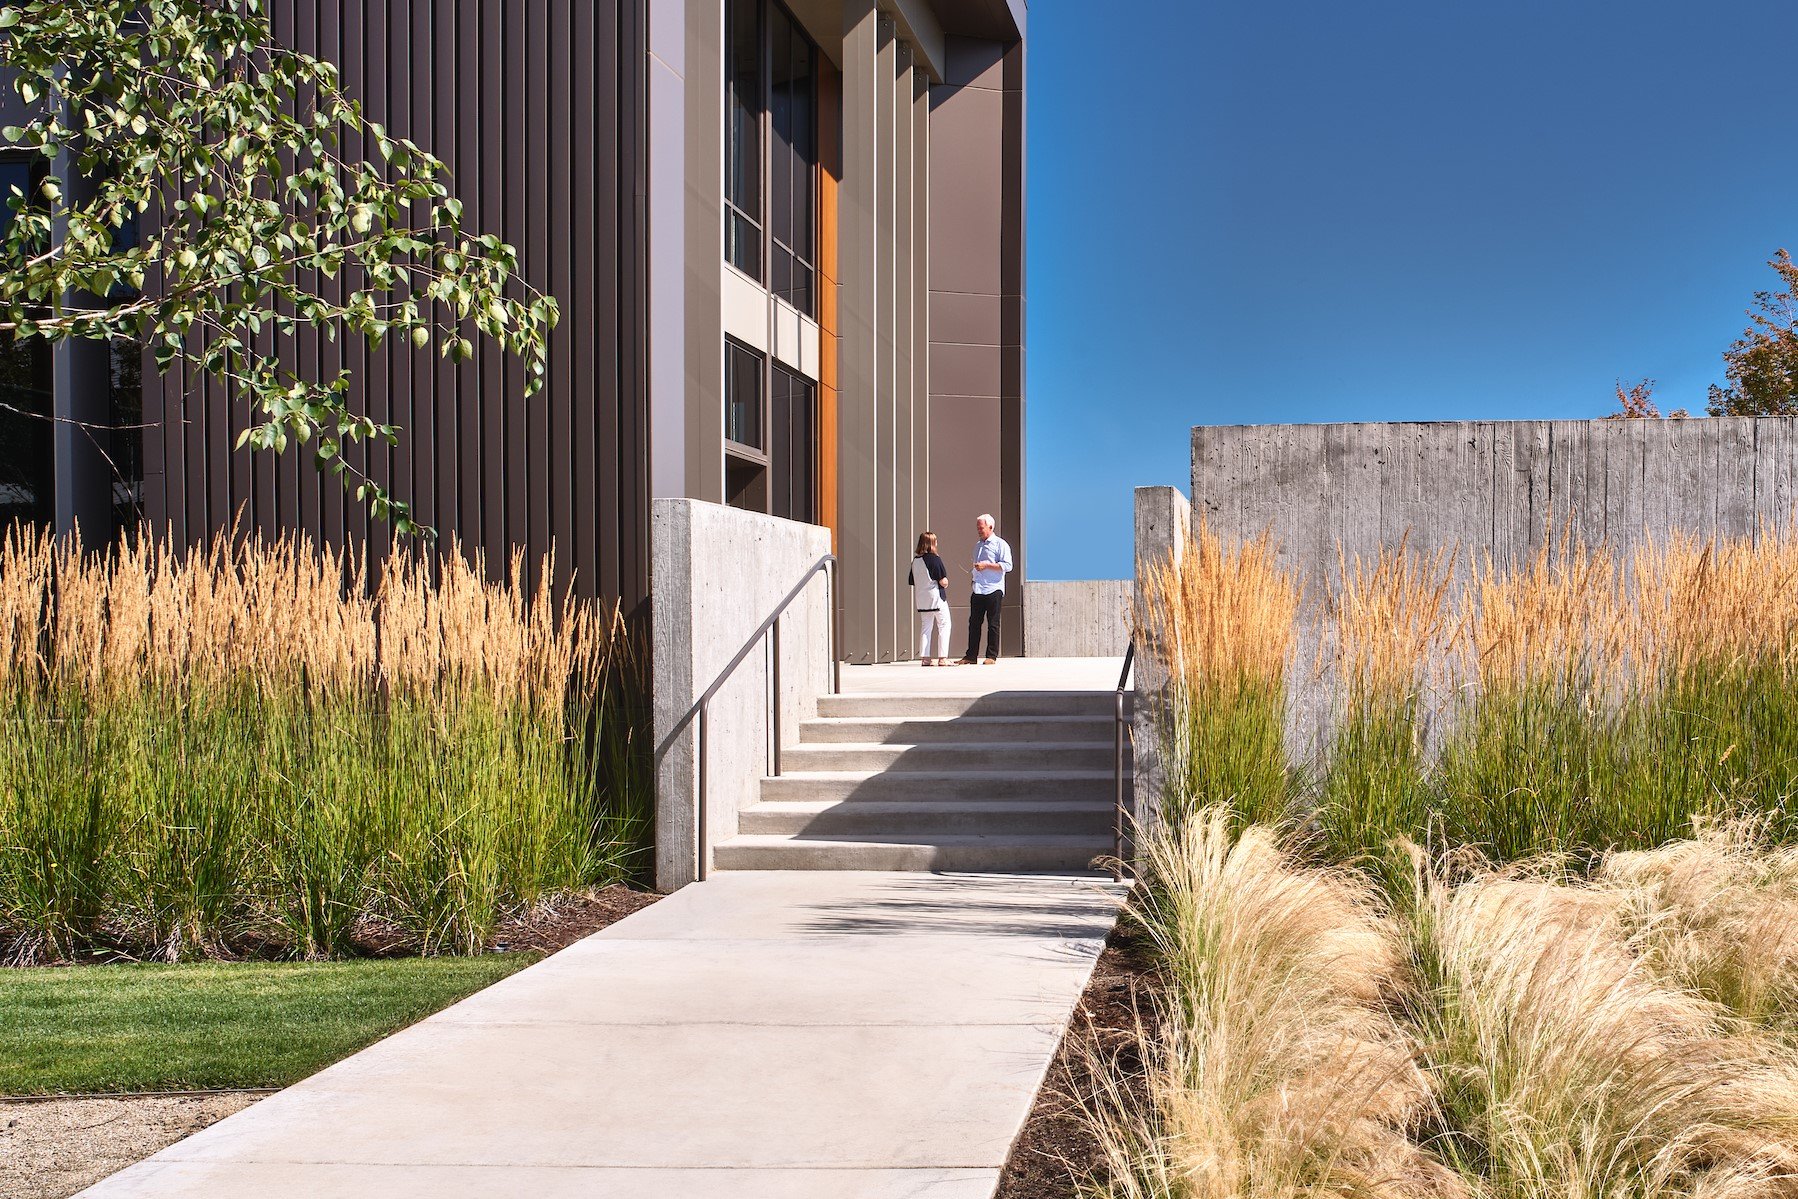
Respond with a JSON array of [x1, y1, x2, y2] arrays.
[[837, 1, 879, 661], [891, 45, 914, 664], [927, 34, 1026, 655], [140, 0, 652, 613]]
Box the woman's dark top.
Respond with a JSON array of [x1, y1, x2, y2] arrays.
[[908, 552, 949, 610]]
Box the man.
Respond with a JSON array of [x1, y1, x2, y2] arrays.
[[958, 513, 1013, 664]]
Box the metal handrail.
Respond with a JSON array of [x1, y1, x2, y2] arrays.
[[653, 553, 840, 883], [1113, 639, 1136, 881]]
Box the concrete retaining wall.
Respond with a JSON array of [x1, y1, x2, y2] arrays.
[[1130, 486, 1191, 841], [1023, 580, 1132, 657], [651, 499, 834, 891], [1193, 417, 1798, 582]]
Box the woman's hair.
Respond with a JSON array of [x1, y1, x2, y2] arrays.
[[916, 531, 938, 555]]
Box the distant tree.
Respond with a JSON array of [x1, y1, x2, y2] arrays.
[[1604, 378, 1687, 420], [1707, 250, 1798, 417], [0, 0, 558, 535]]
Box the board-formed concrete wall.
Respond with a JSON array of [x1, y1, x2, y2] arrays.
[[1130, 486, 1191, 843], [652, 499, 833, 891], [1193, 417, 1798, 581], [1024, 581, 1132, 657]]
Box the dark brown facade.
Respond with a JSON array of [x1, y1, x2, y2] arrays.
[[141, 1, 653, 611], [17, 1, 1027, 660]]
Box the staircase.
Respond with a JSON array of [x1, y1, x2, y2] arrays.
[[714, 688, 1127, 872]]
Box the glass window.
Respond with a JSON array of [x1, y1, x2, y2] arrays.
[[0, 156, 51, 529], [109, 337, 144, 540], [723, 0, 817, 312], [725, 0, 762, 280], [725, 338, 763, 451], [0, 332, 52, 530], [770, 365, 815, 523], [768, 9, 815, 314]]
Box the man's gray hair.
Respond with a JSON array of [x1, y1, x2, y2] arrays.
[[976, 513, 995, 527]]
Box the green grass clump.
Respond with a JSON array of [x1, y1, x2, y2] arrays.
[[0, 529, 651, 963], [0, 955, 533, 1094]]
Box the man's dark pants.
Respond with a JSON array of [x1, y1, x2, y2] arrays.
[[966, 590, 1003, 660]]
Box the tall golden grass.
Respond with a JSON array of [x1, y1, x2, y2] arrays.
[[1135, 524, 1301, 829], [1138, 525, 1798, 867], [0, 527, 649, 963], [1319, 543, 1455, 871]]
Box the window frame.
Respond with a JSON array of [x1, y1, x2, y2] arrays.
[[723, 0, 818, 317], [723, 335, 770, 465]]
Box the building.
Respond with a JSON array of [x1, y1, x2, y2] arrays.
[[0, 1, 1027, 661]]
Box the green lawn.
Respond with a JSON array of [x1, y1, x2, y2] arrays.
[[0, 955, 536, 1095]]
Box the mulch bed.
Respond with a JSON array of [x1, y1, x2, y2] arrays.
[[996, 923, 1159, 1199], [488, 884, 662, 955], [3, 883, 661, 967]]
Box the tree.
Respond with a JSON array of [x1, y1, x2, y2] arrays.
[[1707, 249, 1798, 417], [0, 0, 558, 535], [1603, 377, 1687, 420]]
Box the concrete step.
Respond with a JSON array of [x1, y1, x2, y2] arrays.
[[798, 714, 1116, 745], [758, 769, 1114, 803], [736, 798, 1114, 837], [817, 692, 1124, 719], [779, 741, 1113, 773], [713, 833, 1114, 873]]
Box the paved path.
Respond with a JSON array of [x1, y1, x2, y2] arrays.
[[84, 871, 1124, 1198], [841, 655, 1125, 695]]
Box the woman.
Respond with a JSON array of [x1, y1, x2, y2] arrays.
[[909, 532, 953, 665]]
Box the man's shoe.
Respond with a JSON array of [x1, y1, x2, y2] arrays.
[[982, 658, 998, 665], [956, 658, 977, 665]]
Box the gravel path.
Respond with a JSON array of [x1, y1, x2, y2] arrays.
[[0, 1094, 263, 1199]]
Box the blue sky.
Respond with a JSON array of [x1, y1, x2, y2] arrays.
[[1024, 0, 1798, 579]]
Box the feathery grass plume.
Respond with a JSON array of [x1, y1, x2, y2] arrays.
[[1599, 823, 1798, 1034], [1079, 809, 1464, 1199], [0, 529, 646, 963], [1317, 541, 1455, 876], [1136, 524, 1301, 830], [1402, 860, 1798, 1198], [1431, 535, 1647, 863]]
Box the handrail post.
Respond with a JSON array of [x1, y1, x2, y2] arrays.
[[827, 557, 841, 694], [1114, 690, 1126, 882], [771, 617, 782, 777], [697, 704, 710, 883], [1113, 640, 1136, 883]]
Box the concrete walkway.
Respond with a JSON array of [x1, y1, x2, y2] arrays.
[[84, 871, 1124, 1198], [841, 655, 1126, 695]]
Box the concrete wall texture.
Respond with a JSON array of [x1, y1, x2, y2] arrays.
[[651, 499, 834, 891], [1023, 581, 1131, 657], [1130, 486, 1190, 840], [1192, 418, 1798, 582]]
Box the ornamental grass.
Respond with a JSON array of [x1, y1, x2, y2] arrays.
[[1135, 524, 1301, 831], [1139, 524, 1798, 870], [1082, 813, 1798, 1198], [0, 527, 649, 963]]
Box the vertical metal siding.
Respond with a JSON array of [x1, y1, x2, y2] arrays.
[[142, 0, 652, 613]]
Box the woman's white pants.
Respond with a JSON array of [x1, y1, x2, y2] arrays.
[[917, 606, 952, 659]]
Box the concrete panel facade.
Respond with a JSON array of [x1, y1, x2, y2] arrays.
[[1024, 581, 1132, 657], [1193, 417, 1798, 584], [652, 499, 834, 891], [926, 35, 1025, 655]]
